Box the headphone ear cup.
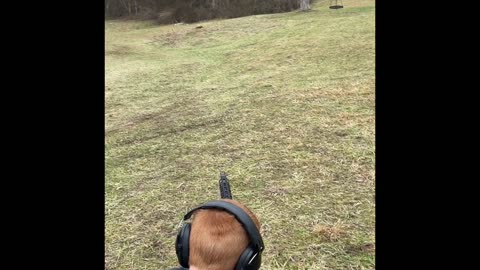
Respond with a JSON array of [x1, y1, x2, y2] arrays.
[[175, 223, 191, 268], [235, 247, 261, 270]]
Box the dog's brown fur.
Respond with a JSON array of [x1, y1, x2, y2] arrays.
[[189, 199, 260, 270]]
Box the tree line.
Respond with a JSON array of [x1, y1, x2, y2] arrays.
[[105, 0, 312, 23]]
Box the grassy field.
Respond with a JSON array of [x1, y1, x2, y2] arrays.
[[105, 0, 375, 269]]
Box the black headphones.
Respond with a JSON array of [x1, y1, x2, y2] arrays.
[[175, 200, 264, 270]]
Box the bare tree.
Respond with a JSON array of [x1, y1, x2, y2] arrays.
[[299, 0, 310, 11]]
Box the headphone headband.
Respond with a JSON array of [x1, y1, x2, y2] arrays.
[[183, 200, 264, 252]]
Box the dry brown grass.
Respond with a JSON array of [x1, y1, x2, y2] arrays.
[[313, 223, 348, 242]]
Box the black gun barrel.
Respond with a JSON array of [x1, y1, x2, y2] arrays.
[[219, 171, 233, 199]]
